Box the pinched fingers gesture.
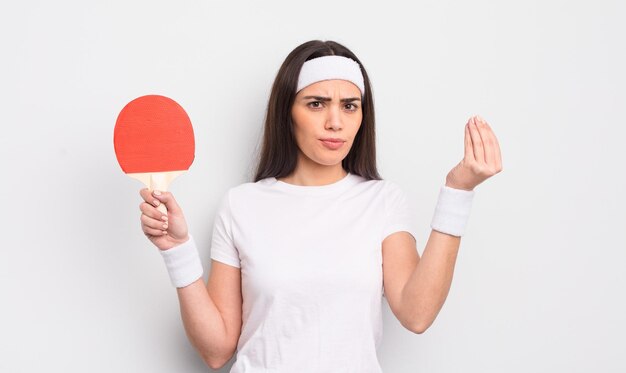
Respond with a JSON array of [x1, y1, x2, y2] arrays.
[[445, 115, 503, 191]]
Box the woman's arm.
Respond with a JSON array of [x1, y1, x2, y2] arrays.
[[400, 114, 502, 332], [400, 229, 460, 333], [176, 261, 242, 370], [141, 190, 243, 369]]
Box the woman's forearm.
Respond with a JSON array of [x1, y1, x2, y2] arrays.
[[176, 278, 231, 368], [401, 229, 461, 333]]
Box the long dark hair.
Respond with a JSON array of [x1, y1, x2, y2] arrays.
[[252, 40, 381, 182]]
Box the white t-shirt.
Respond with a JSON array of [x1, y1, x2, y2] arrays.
[[209, 172, 419, 372]]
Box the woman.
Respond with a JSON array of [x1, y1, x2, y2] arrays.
[[138, 40, 502, 372]]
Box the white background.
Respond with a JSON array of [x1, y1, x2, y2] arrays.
[[2, 0, 625, 372]]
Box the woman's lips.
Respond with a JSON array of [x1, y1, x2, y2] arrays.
[[320, 139, 344, 150]]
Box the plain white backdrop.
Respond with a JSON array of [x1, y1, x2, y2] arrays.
[[1, 0, 625, 372]]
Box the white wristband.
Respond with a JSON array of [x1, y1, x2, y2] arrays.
[[159, 234, 204, 288], [430, 185, 475, 237]]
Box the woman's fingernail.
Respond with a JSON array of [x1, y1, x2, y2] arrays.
[[153, 190, 162, 196], [153, 199, 160, 206], [162, 224, 168, 229], [161, 215, 168, 221]]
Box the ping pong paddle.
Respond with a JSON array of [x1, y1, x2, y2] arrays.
[[114, 94, 195, 215]]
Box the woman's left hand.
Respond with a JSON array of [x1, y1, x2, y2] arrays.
[[445, 115, 503, 191]]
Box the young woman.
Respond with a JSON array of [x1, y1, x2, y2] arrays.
[[138, 40, 502, 372]]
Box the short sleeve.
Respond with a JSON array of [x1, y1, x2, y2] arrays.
[[209, 189, 241, 268], [381, 181, 419, 243]]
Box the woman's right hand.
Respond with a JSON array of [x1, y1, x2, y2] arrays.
[[139, 188, 190, 251]]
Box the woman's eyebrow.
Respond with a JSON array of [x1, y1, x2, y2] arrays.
[[302, 95, 361, 103]]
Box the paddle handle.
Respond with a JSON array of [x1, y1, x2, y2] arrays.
[[150, 173, 169, 215], [126, 170, 186, 216]]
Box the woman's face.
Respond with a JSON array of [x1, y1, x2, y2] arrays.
[[290, 79, 363, 169]]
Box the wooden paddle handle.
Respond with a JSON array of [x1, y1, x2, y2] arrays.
[[128, 171, 186, 216], [150, 173, 169, 215]]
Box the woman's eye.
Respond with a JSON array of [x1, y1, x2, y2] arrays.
[[306, 101, 358, 110]]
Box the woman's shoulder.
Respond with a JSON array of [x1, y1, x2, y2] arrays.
[[223, 177, 273, 197]]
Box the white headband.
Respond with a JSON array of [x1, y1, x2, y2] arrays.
[[296, 55, 365, 96]]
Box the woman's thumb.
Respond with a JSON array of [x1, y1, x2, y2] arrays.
[[152, 190, 181, 213]]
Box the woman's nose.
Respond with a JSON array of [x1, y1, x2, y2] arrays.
[[325, 105, 342, 130]]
